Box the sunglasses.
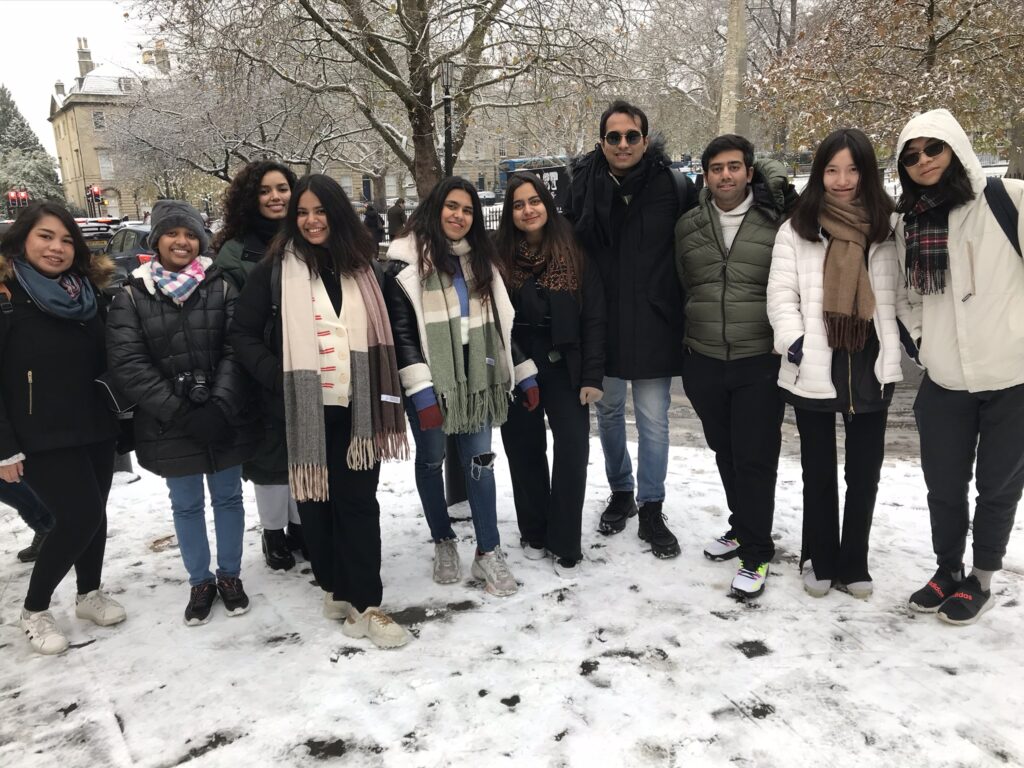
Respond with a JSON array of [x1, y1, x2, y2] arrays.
[[603, 130, 645, 146], [900, 140, 947, 167]]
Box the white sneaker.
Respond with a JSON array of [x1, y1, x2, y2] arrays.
[[20, 609, 69, 655], [75, 589, 127, 626], [342, 607, 411, 649], [731, 562, 769, 599], [520, 539, 548, 560], [472, 546, 518, 596], [841, 580, 873, 599], [553, 556, 581, 579], [323, 592, 351, 620], [433, 539, 462, 584], [803, 562, 831, 597], [704, 534, 740, 561]]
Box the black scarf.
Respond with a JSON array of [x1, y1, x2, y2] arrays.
[[574, 147, 653, 250], [249, 214, 283, 248]]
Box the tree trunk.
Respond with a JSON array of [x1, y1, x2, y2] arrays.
[[1008, 109, 1024, 179], [719, 0, 750, 136]]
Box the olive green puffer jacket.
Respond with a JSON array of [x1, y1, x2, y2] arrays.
[[674, 159, 796, 361]]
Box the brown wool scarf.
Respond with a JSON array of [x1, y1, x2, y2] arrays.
[[818, 194, 876, 352]]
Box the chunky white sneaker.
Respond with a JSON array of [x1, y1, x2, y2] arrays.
[[553, 556, 581, 579], [472, 546, 518, 596], [803, 562, 831, 597], [731, 562, 769, 599], [703, 534, 740, 561], [75, 589, 127, 626], [520, 539, 548, 561], [433, 539, 462, 585], [342, 607, 411, 649], [20, 609, 69, 655], [323, 592, 351, 620], [841, 580, 873, 599]]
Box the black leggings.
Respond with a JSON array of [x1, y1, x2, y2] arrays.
[[22, 440, 115, 612]]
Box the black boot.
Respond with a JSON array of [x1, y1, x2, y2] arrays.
[[598, 491, 638, 535], [286, 523, 309, 560], [262, 528, 296, 571], [17, 531, 47, 563], [637, 502, 680, 558]]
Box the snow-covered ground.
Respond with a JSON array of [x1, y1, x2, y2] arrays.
[[1, 413, 1022, 767]]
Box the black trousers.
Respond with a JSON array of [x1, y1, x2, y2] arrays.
[[500, 359, 590, 562], [22, 440, 115, 612], [297, 407, 383, 612], [794, 408, 887, 583], [914, 375, 1024, 572], [682, 351, 784, 564]]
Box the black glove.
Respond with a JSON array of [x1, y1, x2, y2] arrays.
[[787, 335, 805, 365], [181, 403, 229, 446]]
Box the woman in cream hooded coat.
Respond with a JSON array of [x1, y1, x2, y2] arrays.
[[895, 108, 1024, 625]]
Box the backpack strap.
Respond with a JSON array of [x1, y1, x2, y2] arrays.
[[0, 283, 13, 315], [264, 259, 281, 349], [671, 168, 697, 217], [984, 177, 1022, 259]]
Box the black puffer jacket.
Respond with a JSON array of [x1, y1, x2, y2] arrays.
[[563, 136, 698, 379], [0, 253, 118, 459], [106, 262, 260, 477]]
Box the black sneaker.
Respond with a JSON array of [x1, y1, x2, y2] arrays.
[[937, 575, 993, 626], [184, 581, 218, 626], [216, 576, 251, 617], [17, 531, 47, 563], [909, 567, 965, 613], [598, 491, 638, 535], [261, 528, 296, 571], [637, 502, 680, 559]]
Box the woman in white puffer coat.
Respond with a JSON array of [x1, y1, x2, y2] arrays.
[[895, 108, 1024, 626], [768, 127, 913, 601]]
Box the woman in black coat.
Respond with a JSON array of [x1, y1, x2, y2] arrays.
[[107, 200, 260, 627], [0, 202, 124, 655], [495, 172, 606, 576]]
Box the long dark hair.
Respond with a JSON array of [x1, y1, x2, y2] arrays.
[[212, 160, 297, 251], [896, 150, 975, 214], [790, 128, 893, 244], [495, 171, 584, 293], [0, 201, 92, 273], [269, 174, 375, 276], [404, 176, 496, 301]]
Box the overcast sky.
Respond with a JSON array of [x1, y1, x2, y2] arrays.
[[2, 0, 150, 156]]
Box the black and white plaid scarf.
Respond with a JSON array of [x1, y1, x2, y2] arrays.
[[903, 193, 950, 295]]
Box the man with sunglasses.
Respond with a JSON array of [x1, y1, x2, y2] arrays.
[[674, 134, 797, 598], [564, 100, 697, 559]]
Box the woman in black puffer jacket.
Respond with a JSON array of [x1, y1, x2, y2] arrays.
[[107, 200, 260, 627]]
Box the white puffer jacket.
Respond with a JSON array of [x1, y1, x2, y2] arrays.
[[767, 220, 907, 399], [894, 109, 1024, 393]]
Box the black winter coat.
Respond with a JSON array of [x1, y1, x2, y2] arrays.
[[106, 265, 260, 477], [0, 257, 117, 459], [563, 138, 697, 379]]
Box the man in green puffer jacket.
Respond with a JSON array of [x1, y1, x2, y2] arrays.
[[674, 134, 797, 600]]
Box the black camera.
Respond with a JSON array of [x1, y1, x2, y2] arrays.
[[174, 370, 211, 404]]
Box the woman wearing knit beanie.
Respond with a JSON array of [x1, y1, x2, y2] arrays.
[[767, 128, 911, 601], [213, 161, 304, 573], [107, 199, 261, 626], [231, 174, 411, 649], [383, 177, 539, 598], [0, 202, 124, 654]]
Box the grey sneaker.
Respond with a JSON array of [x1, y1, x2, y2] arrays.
[[472, 546, 518, 596], [803, 561, 831, 597], [433, 539, 462, 585]]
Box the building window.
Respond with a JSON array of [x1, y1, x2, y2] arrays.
[[339, 175, 353, 198], [97, 151, 114, 179], [498, 138, 507, 158], [119, 77, 134, 92], [385, 174, 398, 197], [93, 111, 105, 130]]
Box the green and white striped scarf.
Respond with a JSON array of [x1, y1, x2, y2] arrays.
[[421, 246, 510, 433]]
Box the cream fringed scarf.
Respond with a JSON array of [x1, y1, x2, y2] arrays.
[[280, 244, 407, 501]]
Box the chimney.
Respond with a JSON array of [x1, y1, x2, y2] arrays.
[[54, 80, 65, 97], [77, 37, 95, 78], [153, 40, 170, 75]]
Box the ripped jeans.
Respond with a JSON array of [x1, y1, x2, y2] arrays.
[[404, 399, 500, 552]]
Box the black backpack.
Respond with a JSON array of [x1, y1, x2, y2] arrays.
[[984, 177, 1022, 258]]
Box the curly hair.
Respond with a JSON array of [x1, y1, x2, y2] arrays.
[[212, 160, 297, 252]]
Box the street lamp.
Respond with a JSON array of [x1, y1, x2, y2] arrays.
[[441, 60, 455, 178]]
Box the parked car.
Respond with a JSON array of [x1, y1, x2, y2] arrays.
[[105, 223, 154, 274]]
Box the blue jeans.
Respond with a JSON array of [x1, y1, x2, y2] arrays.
[[405, 400, 500, 552], [165, 466, 245, 586], [0, 478, 54, 533], [595, 376, 672, 504]]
